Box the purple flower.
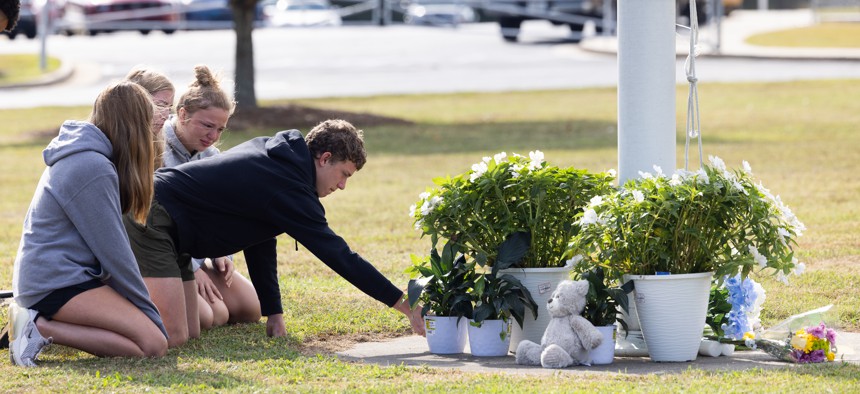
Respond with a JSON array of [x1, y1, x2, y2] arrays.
[[807, 323, 827, 339], [826, 328, 837, 346], [800, 349, 827, 363]]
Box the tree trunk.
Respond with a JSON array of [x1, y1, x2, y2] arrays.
[[231, 0, 257, 109]]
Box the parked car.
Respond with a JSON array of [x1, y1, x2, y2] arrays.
[[488, 0, 739, 42], [262, 0, 342, 27], [403, 2, 477, 26], [4, 0, 38, 39], [178, 0, 265, 29], [182, 0, 233, 22], [59, 0, 178, 35]]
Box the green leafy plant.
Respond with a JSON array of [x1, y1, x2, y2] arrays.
[[575, 266, 629, 329], [405, 237, 475, 319], [470, 232, 539, 328], [706, 284, 732, 338], [568, 157, 805, 282], [410, 151, 615, 268]]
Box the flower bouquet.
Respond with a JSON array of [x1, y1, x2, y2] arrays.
[[745, 322, 838, 363], [719, 304, 839, 363]]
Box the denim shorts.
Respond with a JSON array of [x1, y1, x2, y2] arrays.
[[30, 279, 104, 318], [123, 201, 194, 282]]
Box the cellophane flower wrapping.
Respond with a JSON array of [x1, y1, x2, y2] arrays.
[[744, 305, 838, 363]]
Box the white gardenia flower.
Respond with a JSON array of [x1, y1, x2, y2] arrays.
[[510, 163, 523, 178], [638, 171, 653, 179], [777, 271, 789, 285], [494, 152, 507, 164], [732, 179, 747, 195], [419, 191, 430, 200], [742, 160, 753, 174], [748, 245, 767, 268], [470, 161, 488, 182], [669, 173, 682, 186], [482, 156, 492, 164], [607, 169, 617, 178], [696, 168, 710, 185], [675, 169, 695, 179], [419, 196, 443, 216], [528, 150, 544, 170], [419, 200, 433, 216], [566, 254, 584, 268], [708, 155, 727, 172], [653, 165, 665, 178], [589, 195, 604, 207], [632, 190, 645, 203], [414, 218, 424, 231], [793, 260, 806, 276], [408, 204, 417, 217], [777, 227, 791, 245], [580, 208, 598, 226]]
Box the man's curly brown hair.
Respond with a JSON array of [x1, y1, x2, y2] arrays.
[[305, 119, 367, 170]]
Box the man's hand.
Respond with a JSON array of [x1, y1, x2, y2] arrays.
[[194, 269, 222, 303], [392, 292, 425, 337], [211, 257, 235, 287], [266, 313, 287, 337]]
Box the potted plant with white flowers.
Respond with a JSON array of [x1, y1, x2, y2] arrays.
[[467, 232, 539, 357], [406, 238, 475, 354], [410, 151, 615, 350], [567, 156, 806, 362], [574, 265, 629, 364]]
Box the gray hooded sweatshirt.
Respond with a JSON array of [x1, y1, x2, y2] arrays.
[[12, 121, 167, 337]]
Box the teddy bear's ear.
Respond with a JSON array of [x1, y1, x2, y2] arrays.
[[572, 280, 589, 297]]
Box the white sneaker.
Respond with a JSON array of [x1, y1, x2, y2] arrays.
[[8, 301, 52, 367]]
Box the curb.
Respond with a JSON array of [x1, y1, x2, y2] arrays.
[[578, 37, 860, 63], [0, 59, 75, 90]]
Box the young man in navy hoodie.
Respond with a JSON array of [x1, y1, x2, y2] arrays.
[[128, 119, 425, 344]]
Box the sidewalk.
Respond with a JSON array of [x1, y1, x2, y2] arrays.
[[579, 9, 860, 61], [337, 332, 860, 375]]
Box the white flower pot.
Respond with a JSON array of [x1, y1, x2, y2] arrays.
[[467, 319, 511, 357], [589, 325, 617, 365], [500, 265, 572, 352], [629, 272, 713, 362], [424, 315, 468, 354]]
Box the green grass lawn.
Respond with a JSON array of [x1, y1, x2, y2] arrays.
[[1, 80, 859, 391], [0, 54, 61, 86], [746, 23, 860, 48]]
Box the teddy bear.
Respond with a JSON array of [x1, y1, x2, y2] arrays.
[[515, 279, 603, 368]]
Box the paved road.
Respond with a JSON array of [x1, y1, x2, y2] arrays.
[[1, 18, 860, 109]]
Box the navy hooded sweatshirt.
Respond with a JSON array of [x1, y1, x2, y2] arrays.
[[153, 129, 402, 316]]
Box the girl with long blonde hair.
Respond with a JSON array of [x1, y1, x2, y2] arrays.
[[9, 82, 168, 367]]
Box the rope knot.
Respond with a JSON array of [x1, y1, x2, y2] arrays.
[[687, 76, 698, 83]]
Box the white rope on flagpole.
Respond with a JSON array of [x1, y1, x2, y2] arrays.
[[683, 0, 703, 171]]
